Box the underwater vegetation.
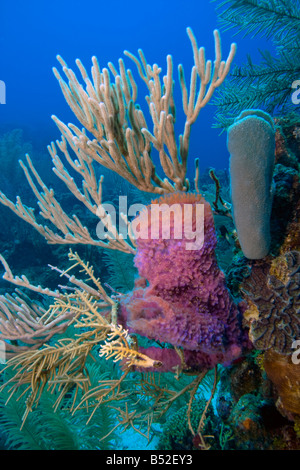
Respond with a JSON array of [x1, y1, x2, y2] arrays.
[[212, 0, 300, 128], [0, 0, 299, 451]]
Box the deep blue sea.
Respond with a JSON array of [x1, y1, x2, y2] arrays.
[[0, 0, 275, 173]]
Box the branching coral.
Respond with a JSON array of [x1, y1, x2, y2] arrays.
[[0, 27, 240, 447], [0, 251, 162, 428], [0, 289, 72, 357], [0, 29, 236, 254], [51, 28, 236, 194], [0, 247, 227, 450]]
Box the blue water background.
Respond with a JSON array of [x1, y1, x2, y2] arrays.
[[0, 0, 276, 177]]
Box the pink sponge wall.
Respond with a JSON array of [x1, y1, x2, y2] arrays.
[[119, 192, 250, 372]]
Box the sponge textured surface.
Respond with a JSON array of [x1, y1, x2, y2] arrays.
[[227, 110, 275, 259]]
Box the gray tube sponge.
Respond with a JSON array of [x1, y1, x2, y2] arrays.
[[227, 109, 276, 259]]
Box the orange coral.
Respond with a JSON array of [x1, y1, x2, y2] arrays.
[[241, 417, 255, 431], [264, 350, 300, 420]]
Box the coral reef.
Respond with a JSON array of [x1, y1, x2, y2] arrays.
[[119, 191, 250, 372], [242, 250, 300, 354], [264, 350, 300, 420], [0, 28, 244, 450], [156, 400, 219, 450], [219, 116, 300, 444], [215, 355, 300, 450], [228, 393, 271, 449], [0, 4, 299, 449], [271, 164, 300, 252]]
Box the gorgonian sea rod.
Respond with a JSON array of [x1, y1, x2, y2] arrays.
[[119, 192, 251, 372]]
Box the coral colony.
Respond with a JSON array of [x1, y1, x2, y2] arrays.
[[0, 9, 299, 451]]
